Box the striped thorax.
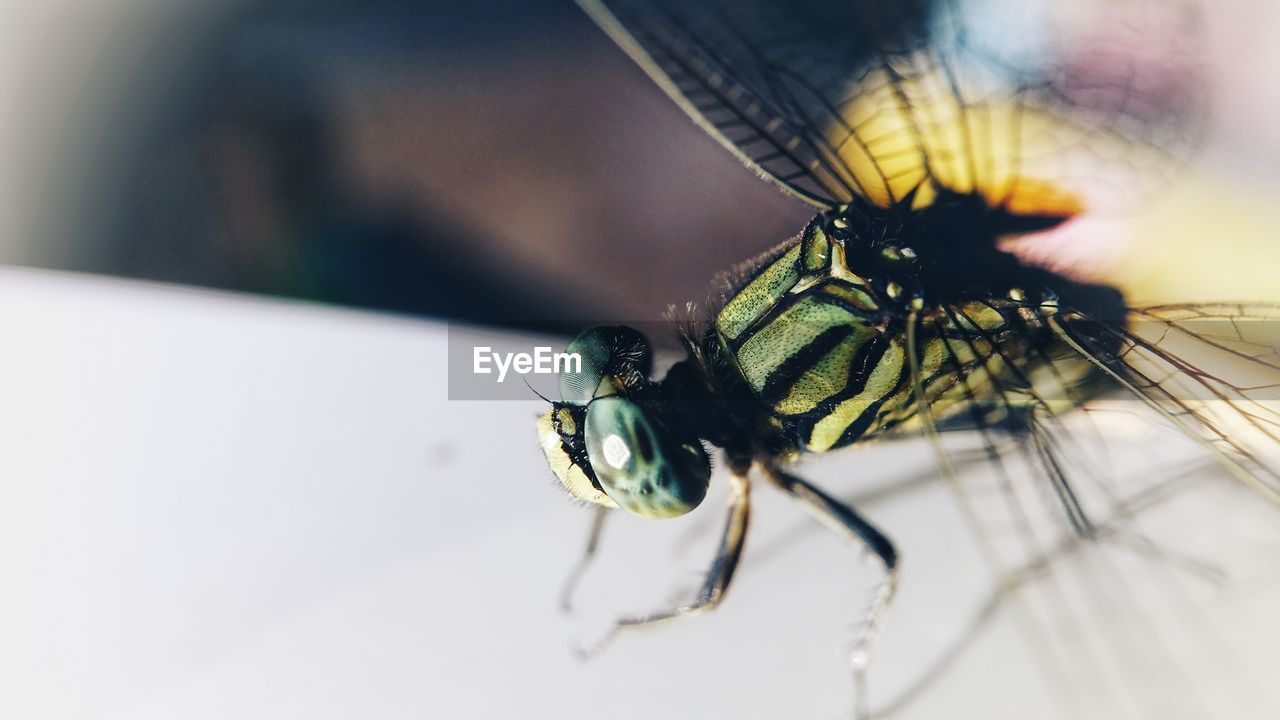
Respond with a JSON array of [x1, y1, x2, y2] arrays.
[[712, 214, 1095, 454]]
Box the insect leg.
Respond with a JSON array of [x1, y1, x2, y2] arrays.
[[559, 505, 611, 614], [762, 464, 897, 720], [575, 470, 751, 659]]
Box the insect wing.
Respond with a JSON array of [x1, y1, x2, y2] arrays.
[[1053, 303, 1280, 503], [908, 309, 1280, 716], [577, 0, 1205, 217], [876, 299, 1280, 715], [575, 0, 915, 208], [952, 442, 1280, 719]]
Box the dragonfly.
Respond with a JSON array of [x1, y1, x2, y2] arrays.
[[534, 0, 1280, 716]]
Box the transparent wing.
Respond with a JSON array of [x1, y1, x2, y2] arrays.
[[577, 0, 1204, 215], [943, 431, 1280, 720], [882, 301, 1280, 717], [1051, 303, 1280, 504], [576, 0, 915, 208]]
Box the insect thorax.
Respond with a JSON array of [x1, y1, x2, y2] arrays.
[[703, 199, 1125, 455]]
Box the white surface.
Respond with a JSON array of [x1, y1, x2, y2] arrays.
[[0, 266, 1277, 720]]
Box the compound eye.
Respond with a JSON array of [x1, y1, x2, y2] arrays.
[[584, 397, 710, 519], [559, 326, 652, 405]]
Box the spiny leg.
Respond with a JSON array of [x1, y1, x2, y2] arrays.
[[576, 470, 751, 659], [560, 505, 611, 614], [762, 464, 898, 720]]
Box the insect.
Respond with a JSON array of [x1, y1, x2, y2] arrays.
[[536, 0, 1280, 715]]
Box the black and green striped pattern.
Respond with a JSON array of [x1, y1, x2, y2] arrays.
[[716, 224, 1025, 452]]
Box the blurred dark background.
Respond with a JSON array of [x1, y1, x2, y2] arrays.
[[8, 0, 1280, 328], [23, 0, 806, 328]]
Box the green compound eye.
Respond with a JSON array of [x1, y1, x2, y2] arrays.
[[559, 326, 652, 405], [584, 397, 710, 519]]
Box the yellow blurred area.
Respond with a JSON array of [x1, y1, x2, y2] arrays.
[[830, 60, 1280, 307], [832, 62, 1085, 217], [1108, 172, 1280, 305]]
